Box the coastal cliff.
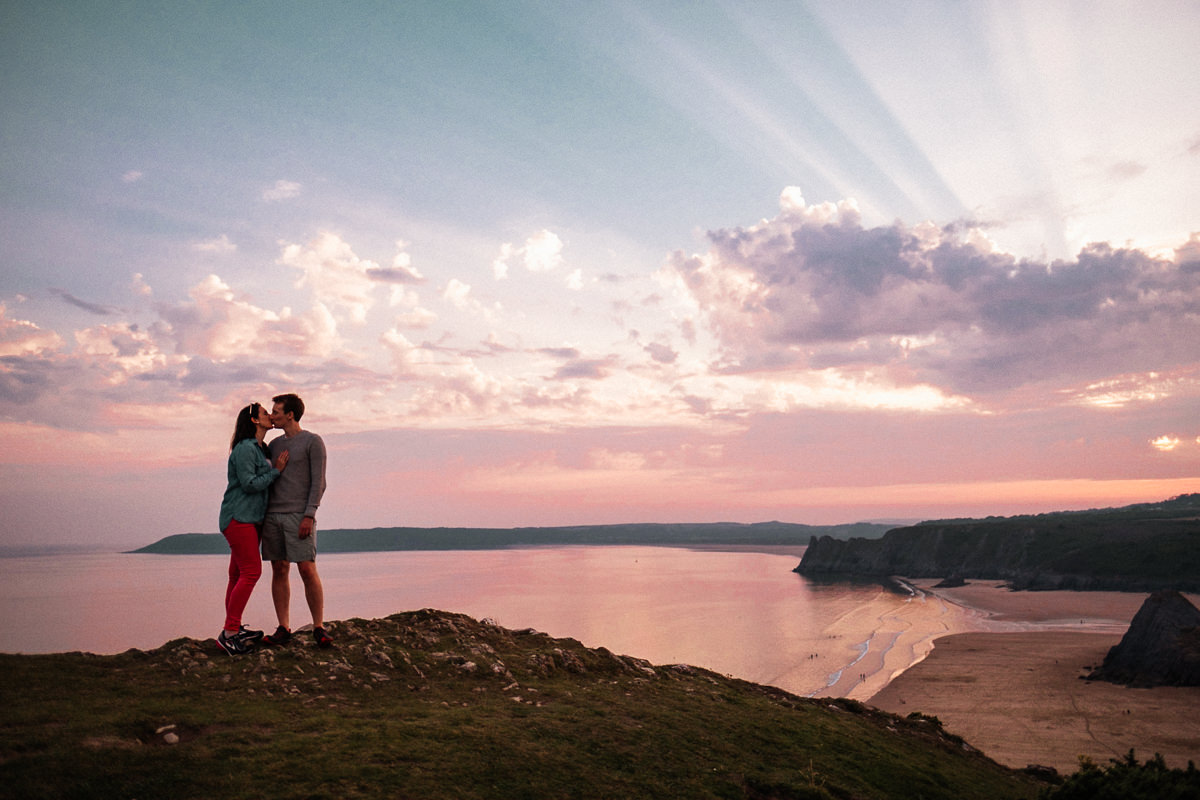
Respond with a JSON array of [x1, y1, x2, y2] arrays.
[[796, 495, 1200, 591]]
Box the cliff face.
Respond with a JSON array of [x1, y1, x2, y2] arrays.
[[798, 525, 1042, 581], [1088, 591, 1200, 687], [795, 513, 1200, 592]]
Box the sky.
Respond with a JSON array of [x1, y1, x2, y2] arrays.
[[2, 1, 1198, 551]]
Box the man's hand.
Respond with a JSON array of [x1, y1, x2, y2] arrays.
[[299, 516, 315, 539]]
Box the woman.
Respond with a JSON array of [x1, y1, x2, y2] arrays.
[[217, 402, 289, 655]]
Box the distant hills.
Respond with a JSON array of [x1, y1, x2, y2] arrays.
[[797, 494, 1200, 592], [131, 521, 894, 555]]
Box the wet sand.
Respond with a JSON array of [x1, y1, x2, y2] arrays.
[[868, 581, 1200, 773], [809, 583, 985, 700]]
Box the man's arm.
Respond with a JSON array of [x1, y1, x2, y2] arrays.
[[299, 434, 328, 538]]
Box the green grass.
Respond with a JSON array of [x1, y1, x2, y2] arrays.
[[0, 610, 1045, 800]]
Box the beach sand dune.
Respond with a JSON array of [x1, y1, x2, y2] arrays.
[[869, 582, 1200, 773]]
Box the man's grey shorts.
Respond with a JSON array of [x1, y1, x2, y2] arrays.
[[261, 512, 317, 563]]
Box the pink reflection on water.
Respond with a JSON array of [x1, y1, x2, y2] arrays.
[[0, 547, 993, 698]]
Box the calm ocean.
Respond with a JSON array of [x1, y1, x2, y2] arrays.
[[0, 546, 966, 699]]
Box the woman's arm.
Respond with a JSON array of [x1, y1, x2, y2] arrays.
[[232, 441, 279, 494]]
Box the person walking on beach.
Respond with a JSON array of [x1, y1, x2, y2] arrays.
[[260, 393, 332, 648], [218, 402, 289, 656]]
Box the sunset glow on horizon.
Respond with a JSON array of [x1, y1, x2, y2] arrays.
[[2, 2, 1198, 550]]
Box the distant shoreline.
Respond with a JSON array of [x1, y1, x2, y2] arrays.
[[0, 544, 114, 559], [125, 522, 893, 556]]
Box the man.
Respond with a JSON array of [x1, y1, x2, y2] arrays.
[[260, 393, 332, 648]]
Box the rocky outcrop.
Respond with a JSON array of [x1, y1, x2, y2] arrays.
[[1088, 591, 1200, 687]]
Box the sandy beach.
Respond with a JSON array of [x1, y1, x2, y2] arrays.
[[868, 581, 1200, 773]]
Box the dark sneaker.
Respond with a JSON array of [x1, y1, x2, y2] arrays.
[[217, 629, 250, 656], [262, 625, 291, 646], [313, 627, 333, 649], [238, 625, 264, 645]]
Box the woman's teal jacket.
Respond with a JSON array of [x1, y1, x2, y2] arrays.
[[219, 438, 280, 532]]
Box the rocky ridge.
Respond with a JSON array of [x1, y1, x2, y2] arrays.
[[153, 609, 671, 706]]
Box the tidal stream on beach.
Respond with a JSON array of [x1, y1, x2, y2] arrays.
[[0, 546, 1141, 700]]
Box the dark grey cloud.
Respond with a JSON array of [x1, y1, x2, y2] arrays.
[[551, 357, 615, 380], [0, 355, 55, 404], [49, 289, 121, 316], [538, 346, 582, 360], [366, 266, 425, 285], [644, 342, 677, 364], [0, 352, 180, 429]]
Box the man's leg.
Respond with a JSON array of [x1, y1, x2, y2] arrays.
[[270, 560, 292, 631], [297, 560, 324, 629]]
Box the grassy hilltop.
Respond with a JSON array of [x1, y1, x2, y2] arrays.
[[0, 610, 1042, 800]]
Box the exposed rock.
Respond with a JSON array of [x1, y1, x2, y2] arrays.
[[1088, 591, 1200, 687], [147, 608, 693, 704]]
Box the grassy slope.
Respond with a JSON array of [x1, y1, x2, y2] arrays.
[[0, 611, 1043, 800]]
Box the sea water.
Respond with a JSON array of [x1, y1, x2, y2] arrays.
[[0, 546, 976, 699]]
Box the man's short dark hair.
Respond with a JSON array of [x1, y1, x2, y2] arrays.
[[273, 393, 305, 422]]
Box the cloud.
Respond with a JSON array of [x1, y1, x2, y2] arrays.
[[524, 230, 564, 272], [534, 346, 619, 381], [193, 234, 237, 254], [442, 279, 496, 320], [443, 278, 474, 310], [367, 266, 424, 284], [667, 187, 1200, 399], [379, 329, 511, 418], [131, 273, 153, 298], [366, 241, 426, 285], [1150, 435, 1182, 452], [492, 244, 513, 280], [0, 354, 61, 405], [538, 346, 582, 360], [644, 341, 678, 364], [1107, 160, 1147, 181], [278, 232, 379, 324], [262, 179, 302, 201], [551, 356, 616, 380], [74, 322, 177, 382], [0, 304, 64, 357], [1177, 233, 1200, 269], [158, 273, 340, 360], [493, 230, 565, 278], [49, 289, 121, 316], [388, 286, 437, 329], [121, 170, 143, 183]]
